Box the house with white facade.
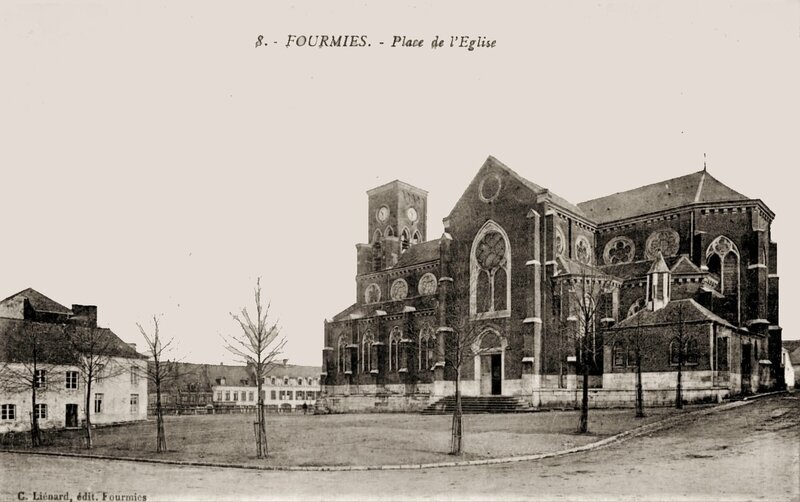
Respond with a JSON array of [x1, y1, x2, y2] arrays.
[[0, 288, 147, 433]]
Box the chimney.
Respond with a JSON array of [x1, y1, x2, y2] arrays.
[[71, 304, 98, 327], [282, 359, 289, 367]]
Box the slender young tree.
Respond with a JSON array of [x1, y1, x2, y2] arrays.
[[67, 326, 128, 449], [0, 324, 55, 447], [669, 301, 692, 410], [566, 264, 609, 434], [138, 315, 183, 453], [442, 312, 483, 456], [222, 278, 286, 458]]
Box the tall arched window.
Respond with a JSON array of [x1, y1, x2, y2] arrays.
[[389, 327, 402, 371], [706, 236, 739, 295], [412, 230, 422, 245], [372, 229, 382, 243], [470, 221, 511, 317], [419, 325, 435, 371], [337, 335, 348, 373], [362, 331, 375, 373], [400, 228, 410, 252]]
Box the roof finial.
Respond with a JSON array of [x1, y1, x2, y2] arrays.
[[703, 152, 707, 172]]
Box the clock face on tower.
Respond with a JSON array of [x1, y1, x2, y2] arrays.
[[377, 206, 389, 222], [406, 207, 418, 222]]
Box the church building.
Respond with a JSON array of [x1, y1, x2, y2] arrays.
[[318, 156, 781, 412]]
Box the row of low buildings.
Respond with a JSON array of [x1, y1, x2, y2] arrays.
[[147, 361, 321, 413]]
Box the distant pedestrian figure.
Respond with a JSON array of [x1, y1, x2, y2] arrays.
[[302, 402, 308, 415]]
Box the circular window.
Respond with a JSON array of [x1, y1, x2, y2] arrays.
[[603, 236, 636, 265], [554, 226, 566, 258], [478, 174, 502, 203], [575, 236, 592, 264], [376, 206, 389, 223], [364, 283, 381, 304], [418, 273, 438, 296], [645, 229, 680, 260], [390, 279, 409, 301]]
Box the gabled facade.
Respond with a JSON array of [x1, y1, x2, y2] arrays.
[[319, 157, 781, 412], [0, 289, 147, 432]]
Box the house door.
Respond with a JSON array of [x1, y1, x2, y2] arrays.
[[741, 344, 752, 394], [65, 404, 78, 428], [491, 354, 502, 395]]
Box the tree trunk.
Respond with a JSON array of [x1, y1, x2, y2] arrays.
[[84, 380, 93, 449], [676, 360, 683, 409], [635, 345, 645, 418], [258, 400, 267, 458], [31, 383, 41, 447], [155, 384, 166, 452], [450, 368, 463, 455], [579, 365, 589, 433]]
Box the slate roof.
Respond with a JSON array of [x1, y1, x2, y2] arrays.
[[577, 170, 749, 224], [153, 361, 322, 393], [554, 256, 617, 280], [487, 156, 589, 219], [598, 255, 703, 282], [0, 318, 143, 364], [614, 298, 735, 330], [395, 239, 441, 268], [0, 288, 73, 315]]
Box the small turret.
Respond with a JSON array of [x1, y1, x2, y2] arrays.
[[646, 252, 671, 311]]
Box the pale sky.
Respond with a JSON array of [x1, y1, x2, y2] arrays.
[[1, 1, 797, 366]]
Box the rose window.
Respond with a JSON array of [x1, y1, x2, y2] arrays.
[[603, 236, 635, 265]]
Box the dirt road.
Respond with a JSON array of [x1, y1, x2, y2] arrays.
[[2, 395, 798, 501]]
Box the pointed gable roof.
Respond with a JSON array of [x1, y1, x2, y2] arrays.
[[614, 298, 735, 330], [648, 252, 670, 274], [0, 288, 73, 315], [447, 156, 589, 222], [577, 170, 749, 224]]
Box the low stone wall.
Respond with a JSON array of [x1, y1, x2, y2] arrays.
[[533, 387, 728, 408], [316, 387, 435, 414]]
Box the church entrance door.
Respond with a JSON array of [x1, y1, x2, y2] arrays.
[[491, 353, 502, 395], [479, 353, 502, 395]]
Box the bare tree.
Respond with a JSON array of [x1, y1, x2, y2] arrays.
[[0, 324, 56, 447], [67, 326, 129, 449], [565, 264, 609, 434], [138, 315, 184, 453], [222, 278, 286, 458], [669, 301, 693, 409], [607, 313, 647, 418], [441, 312, 483, 456]]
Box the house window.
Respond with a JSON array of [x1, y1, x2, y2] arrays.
[[271, 377, 276, 385], [284, 377, 289, 385], [233, 392, 239, 401], [66, 371, 78, 389], [297, 391, 305, 400], [95, 364, 105, 383], [130, 394, 139, 414], [34, 404, 47, 420], [1, 404, 16, 420], [216, 392, 222, 401], [34, 370, 47, 389], [259, 390, 265, 401], [248, 391, 254, 402], [225, 391, 230, 401], [470, 221, 511, 317], [669, 339, 681, 365], [94, 394, 104, 414], [271, 390, 276, 400], [130, 367, 140, 385]]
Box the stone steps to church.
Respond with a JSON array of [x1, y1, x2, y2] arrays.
[[420, 396, 535, 415]]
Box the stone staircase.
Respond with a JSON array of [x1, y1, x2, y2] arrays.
[[420, 395, 535, 415]]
